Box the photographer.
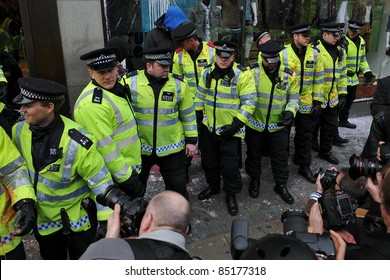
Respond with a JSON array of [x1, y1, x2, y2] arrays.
[[307, 167, 390, 259], [361, 107, 390, 159], [80, 191, 192, 260]]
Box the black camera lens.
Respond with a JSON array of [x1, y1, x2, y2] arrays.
[[348, 154, 383, 180], [281, 209, 307, 234], [320, 170, 339, 191]]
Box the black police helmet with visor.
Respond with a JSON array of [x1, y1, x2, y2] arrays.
[[258, 40, 284, 64], [142, 47, 172, 66], [214, 40, 237, 58], [80, 47, 118, 72], [13, 77, 67, 105]]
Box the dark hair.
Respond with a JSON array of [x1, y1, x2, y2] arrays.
[[339, 167, 369, 206], [40, 99, 65, 113]]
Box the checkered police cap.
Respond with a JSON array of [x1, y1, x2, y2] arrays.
[[80, 47, 118, 71], [14, 77, 66, 105]]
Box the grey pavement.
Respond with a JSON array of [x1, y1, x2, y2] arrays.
[[23, 100, 374, 260]]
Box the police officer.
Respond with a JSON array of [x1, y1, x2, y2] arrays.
[[75, 48, 144, 199], [246, 40, 300, 204], [1, 125, 36, 259], [338, 20, 374, 129], [311, 23, 347, 165], [254, 28, 272, 61], [195, 41, 257, 215], [123, 47, 198, 200], [12, 77, 114, 259], [171, 22, 216, 183], [280, 23, 324, 183]]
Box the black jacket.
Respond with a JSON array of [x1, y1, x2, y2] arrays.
[[370, 76, 390, 117]]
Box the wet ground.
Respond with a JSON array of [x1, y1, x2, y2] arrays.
[[23, 100, 373, 260]]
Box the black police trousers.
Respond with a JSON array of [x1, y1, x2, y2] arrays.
[[294, 112, 314, 165], [245, 126, 289, 185], [312, 105, 339, 153], [200, 126, 242, 194], [34, 226, 95, 260], [339, 85, 357, 122], [140, 149, 188, 200]]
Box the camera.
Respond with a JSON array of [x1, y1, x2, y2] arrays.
[[315, 169, 357, 230], [97, 186, 148, 237], [348, 143, 390, 180], [281, 209, 335, 257], [317, 169, 339, 191], [319, 193, 357, 230]]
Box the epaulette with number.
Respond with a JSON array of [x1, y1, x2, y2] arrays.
[[311, 40, 320, 52], [237, 64, 246, 71], [172, 73, 184, 81], [249, 62, 260, 69], [92, 88, 103, 104], [283, 67, 294, 76], [68, 129, 93, 150], [126, 70, 138, 78]]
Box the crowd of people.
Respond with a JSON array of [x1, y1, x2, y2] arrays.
[[1, 2, 390, 260]]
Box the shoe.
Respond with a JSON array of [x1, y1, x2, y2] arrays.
[[248, 178, 260, 198], [333, 135, 349, 146], [198, 188, 219, 200], [318, 151, 339, 164], [339, 121, 357, 129], [226, 194, 238, 216], [311, 139, 319, 152], [274, 184, 294, 204], [298, 165, 316, 183]]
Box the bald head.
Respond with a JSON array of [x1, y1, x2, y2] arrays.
[[141, 191, 190, 235]]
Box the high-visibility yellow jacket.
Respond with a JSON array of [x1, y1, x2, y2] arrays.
[[345, 35, 371, 86], [0, 126, 36, 255], [1, 68, 6, 114], [317, 40, 347, 108], [248, 62, 300, 132], [0, 67, 6, 82], [124, 71, 197, 156], [74, 82, 142, 183], [280, 43, 325, 114], [12, 116, 113, 236], [172, 41, 216, 99], [195, 63, 257, 138]]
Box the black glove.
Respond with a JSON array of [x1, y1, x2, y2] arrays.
[[0, 81, 8, 103], [277, 111, 294, 127], [338, 95, 347, 111], [347, 70, 355, 77], [94, 220, 107, 241], [12, 199, 36, 236], [310, 100, 322, 120], [196, 110, 204, 135], [220, 117, 244, 138], [117, 171, 145, 198], [364, 71, 375, 84]]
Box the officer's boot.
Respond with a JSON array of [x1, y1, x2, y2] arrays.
[[248, 177, 260, 198], [274, 184, 294, 204]]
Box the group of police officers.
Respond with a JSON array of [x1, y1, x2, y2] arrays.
[[0, 17, 374, 259]]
